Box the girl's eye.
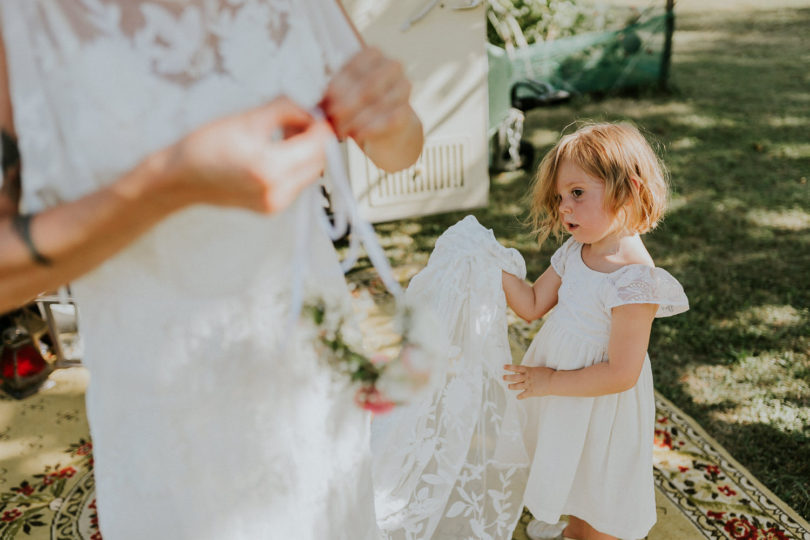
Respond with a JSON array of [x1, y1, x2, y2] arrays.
[[571, 189, 584, 198]]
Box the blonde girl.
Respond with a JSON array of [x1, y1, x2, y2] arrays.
[[501, 122, 689, 540]]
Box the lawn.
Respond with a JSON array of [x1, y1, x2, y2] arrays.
[[359, 0, 810, 520]]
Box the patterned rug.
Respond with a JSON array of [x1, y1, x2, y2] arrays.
[[0, 276, 807, 539]]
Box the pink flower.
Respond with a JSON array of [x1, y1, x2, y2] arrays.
[[354, 387, 395, 415], [370, 353, 391, 366]]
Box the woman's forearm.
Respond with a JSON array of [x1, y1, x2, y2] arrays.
[[0, 150, 182, 313]]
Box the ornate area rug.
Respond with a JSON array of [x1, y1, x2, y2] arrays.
[[0, 278, 806, 539]]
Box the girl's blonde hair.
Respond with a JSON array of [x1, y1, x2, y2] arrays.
[[530, 121, 669, 246]]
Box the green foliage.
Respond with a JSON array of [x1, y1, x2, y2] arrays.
[[486, 0, 629, 47]]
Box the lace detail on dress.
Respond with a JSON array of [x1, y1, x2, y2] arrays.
[[372, 216, 529, 540], [605, 265, 689, 318], [1, 0, 356, 211]]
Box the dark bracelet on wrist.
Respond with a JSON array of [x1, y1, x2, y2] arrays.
[[12, 213, 53, 266]]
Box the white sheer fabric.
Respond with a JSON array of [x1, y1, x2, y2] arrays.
[[372, 216, 530, 540], [1, 2, 380, 538]]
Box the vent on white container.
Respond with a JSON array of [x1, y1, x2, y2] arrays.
[[359, 139, 468, 207]]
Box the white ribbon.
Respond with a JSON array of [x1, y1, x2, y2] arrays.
[[285, 113, 404, 346]]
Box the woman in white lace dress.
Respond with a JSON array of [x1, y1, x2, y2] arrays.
[[0, 2, 422, 538], [501, 123, 688, 540]]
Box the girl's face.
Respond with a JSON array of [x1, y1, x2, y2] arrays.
[[555, 159, 621, 246]]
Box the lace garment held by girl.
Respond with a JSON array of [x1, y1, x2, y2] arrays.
[[0, 2, 378, 538]]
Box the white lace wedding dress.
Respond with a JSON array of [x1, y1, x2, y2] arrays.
[[1, 2, 379, 538]]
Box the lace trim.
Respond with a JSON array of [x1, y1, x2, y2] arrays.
[[606, 265, 689, 318]]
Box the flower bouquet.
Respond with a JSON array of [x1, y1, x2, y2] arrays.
[[303, 297, 438, 414]]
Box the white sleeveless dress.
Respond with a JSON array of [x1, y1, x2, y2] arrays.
[[498, 237, 688, 540], [1, 2, 379, 538]]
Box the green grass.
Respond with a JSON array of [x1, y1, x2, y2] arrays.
[[354, 0, 810, 521]]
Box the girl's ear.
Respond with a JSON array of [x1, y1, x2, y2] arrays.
[[629, 175, 642, 193]]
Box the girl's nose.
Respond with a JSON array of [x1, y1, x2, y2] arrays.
[[559, 199, 572, 214]]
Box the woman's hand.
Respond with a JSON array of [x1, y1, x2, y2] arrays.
[[503, 364, 556, 400], [158, 96, 332, 214], [321, 47, 423, 172]]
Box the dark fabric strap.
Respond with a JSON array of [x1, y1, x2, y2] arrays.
[[12, 213, 52, 266]]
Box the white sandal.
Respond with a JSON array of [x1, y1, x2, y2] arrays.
[[525, 519, 569, 540]]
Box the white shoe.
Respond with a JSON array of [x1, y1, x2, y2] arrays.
[[525, 519, 568, 540]]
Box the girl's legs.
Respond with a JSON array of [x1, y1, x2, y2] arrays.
[[563, 516, 618, 540]]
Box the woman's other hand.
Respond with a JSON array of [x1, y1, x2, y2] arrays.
[[321, 47, 423, 172], [158, 96, 332, 214]]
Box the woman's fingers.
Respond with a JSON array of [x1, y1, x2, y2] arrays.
[[257, 120, 332, 212], [322, 47, 411, 141], [344, 92, 411, 142], [256, 96, 315, 131]]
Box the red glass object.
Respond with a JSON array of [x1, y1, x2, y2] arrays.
[[1, 344, 47, 379], [0, 335, 52, 399]]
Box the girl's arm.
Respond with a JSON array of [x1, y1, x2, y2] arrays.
[[503, 302, 658, 398], [502, 266, 561, 322]]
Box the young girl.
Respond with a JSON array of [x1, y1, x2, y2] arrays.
[[501, 122, 689, 540]]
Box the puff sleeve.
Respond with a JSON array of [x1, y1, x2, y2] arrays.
[[550, 237, 579, 277], [605, 265, 689, 318]]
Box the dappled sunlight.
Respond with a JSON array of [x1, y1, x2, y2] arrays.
[[491, 170, 528, 187], [767, 142, 810, 160], [710, 397, 810, 435], [523, 128, 562, 149], [747, 208, 810, 231], [669, 136, 699, 151], [716, 304, 805, 334], [766, 115, 809, 128], [685, 353, 810, 433], [671, 113, 739, 130]]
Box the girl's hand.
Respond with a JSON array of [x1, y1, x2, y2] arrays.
[[159, 96, 332, 214], [503, 364, 555, 399], [321, 47, 413, 147]]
